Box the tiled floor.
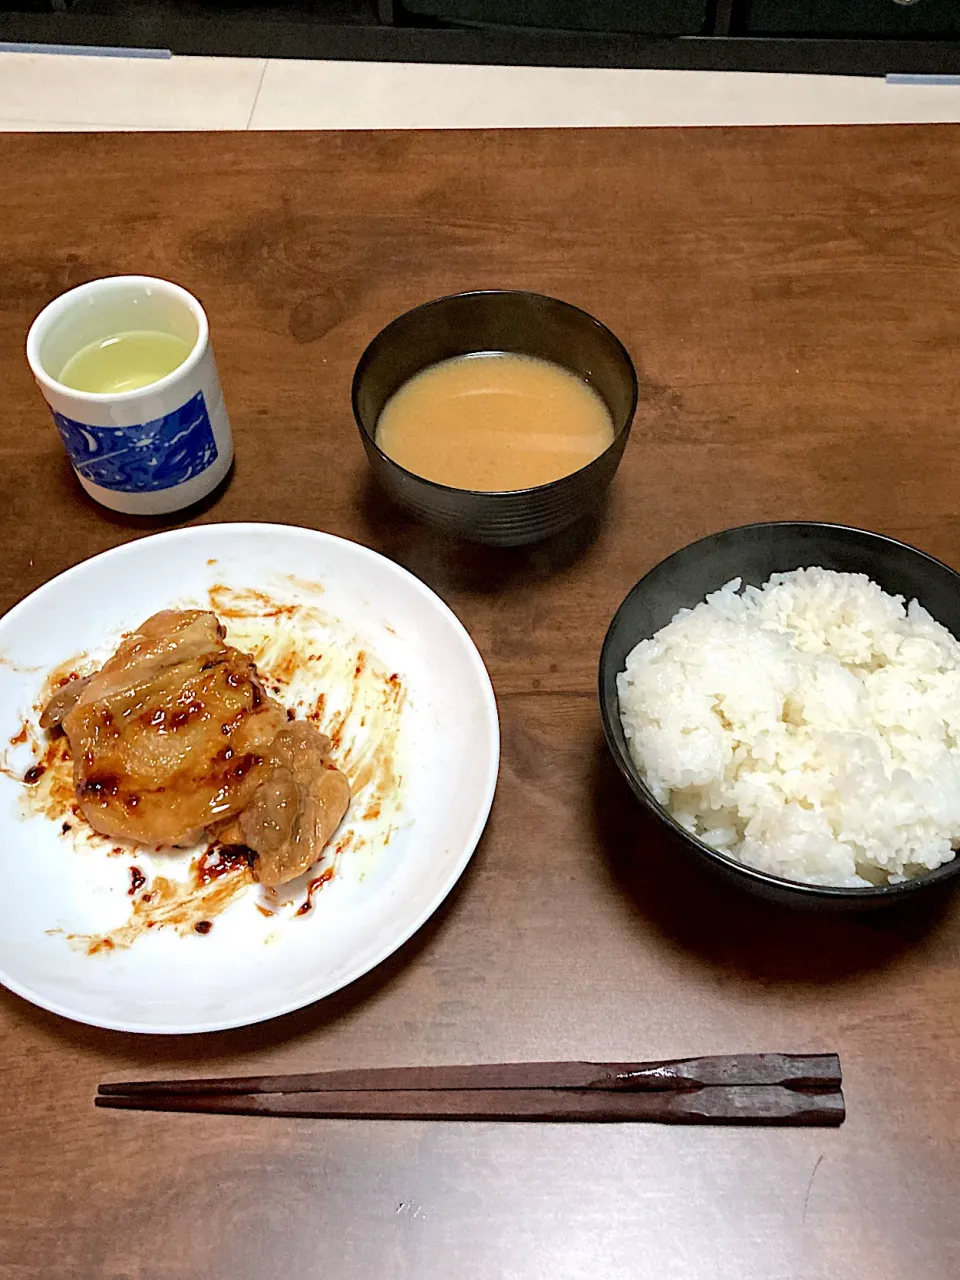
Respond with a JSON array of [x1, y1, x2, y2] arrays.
[[2, 51, 960, 131]]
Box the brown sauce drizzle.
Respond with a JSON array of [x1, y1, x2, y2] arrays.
[[81, 774, 119, 798], [196, 844, 255, 885], [295, 865, 335, 916], [208, 585, 301, 621]]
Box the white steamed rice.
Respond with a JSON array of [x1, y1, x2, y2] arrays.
[[617, 567, 960, 887]]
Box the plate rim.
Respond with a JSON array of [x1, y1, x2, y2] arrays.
[[0, 521, 500, 1035]]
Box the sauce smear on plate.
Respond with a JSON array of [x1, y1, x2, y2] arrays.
[[375, 352, 614, 491]]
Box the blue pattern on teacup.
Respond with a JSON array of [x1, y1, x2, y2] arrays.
[[52, 391, 218, 493]]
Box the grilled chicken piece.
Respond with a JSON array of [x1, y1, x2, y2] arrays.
[[238, 721, 351, 886], [52, 610, 286, 846]]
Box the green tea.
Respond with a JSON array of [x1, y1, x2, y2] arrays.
[[58, 330, 193, 394]]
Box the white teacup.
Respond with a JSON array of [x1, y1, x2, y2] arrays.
[[27, 275, 233, 515]]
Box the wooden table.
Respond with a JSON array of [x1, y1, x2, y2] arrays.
[[0, 127, 958, 1280]]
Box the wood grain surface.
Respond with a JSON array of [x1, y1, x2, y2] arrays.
[[0, 127, 959, 1280]]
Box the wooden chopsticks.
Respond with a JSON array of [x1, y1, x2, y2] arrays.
[[96, 1053, 844, 1126]]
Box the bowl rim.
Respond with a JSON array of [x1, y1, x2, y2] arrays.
[[351, 288, 639, 499], [598, 519, 960, 901]]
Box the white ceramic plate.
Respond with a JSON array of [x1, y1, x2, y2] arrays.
[[0, 523, 499, 1033]]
